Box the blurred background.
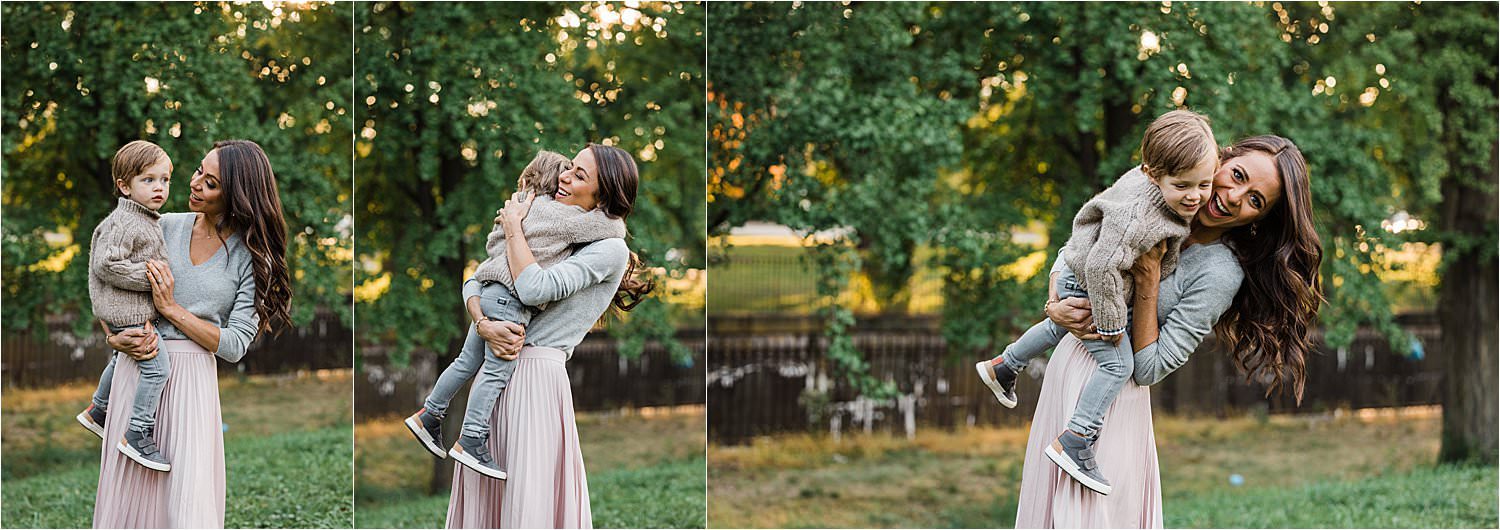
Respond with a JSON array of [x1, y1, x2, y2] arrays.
[[351, 2, 705, 527], [706, 2, 1496, 528], [1, 2, 354, 528]]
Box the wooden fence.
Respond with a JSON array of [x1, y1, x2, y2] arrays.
[[2, 310, 352, 388], [708, 313, 1442, 445], [355, 328, 706, 421]]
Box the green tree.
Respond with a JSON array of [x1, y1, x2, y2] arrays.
[[2, 2, 354, 334]]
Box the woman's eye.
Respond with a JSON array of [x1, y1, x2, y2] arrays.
[[1251, 196, 1263, 209], [1233, 168, 1245, 182]]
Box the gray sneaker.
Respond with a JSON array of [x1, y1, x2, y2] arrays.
[[449, 434, 507, 480], [1043, 430, 1111, 495], [403, 407, 446, 458], [975, 359, 1018, 408], [117, 427, 171, 472], [76, 404, 107, 439]]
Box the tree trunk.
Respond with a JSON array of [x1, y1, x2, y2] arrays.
[[1437, 140, 1499, 464]]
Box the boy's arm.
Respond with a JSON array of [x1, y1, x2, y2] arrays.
[[92, 226, 153, 292], [1079, 213, 1144, 337], [521, 200, 627, 245]]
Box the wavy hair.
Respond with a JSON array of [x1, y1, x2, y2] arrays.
[[586, 143, 654, 311], [212, 140, 293, 335], [1213, 135, 1324, 404]]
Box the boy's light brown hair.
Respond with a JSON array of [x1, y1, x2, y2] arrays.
[[1140, 109, 1217, 180], [110, 140, 168, 197], [517, 150, 573, 198]]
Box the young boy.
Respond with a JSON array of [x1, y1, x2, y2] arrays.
[[975, 110, 1218, 495], [78, 140, 174, 472], [404, 150, 626, 479]]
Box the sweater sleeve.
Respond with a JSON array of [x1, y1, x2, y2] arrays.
[[92, 226, 152, 292], [214, 262, 261, 363], [1132, 254, 1244, 386], [512, 238, 628, 307], [1080, 216, 1139, 336]]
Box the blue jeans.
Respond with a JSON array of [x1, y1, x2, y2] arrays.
[[93, 324, 170, 432], [422, 282, 531, 439], [999, 266, 1131, 438]]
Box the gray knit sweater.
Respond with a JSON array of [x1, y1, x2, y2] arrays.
[[88, 198, 167, 327], [463, 237, 630, 358], [1050, 239, 1244, 385], [472, 197, 626, 293], [154, 213, 261, 363], [1060, 166, 1190, 336]]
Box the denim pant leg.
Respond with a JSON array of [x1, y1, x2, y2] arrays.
[[423, 326, 487, 419], [1066, 332, 1133, 438], [459, 283, 531, 439], [127, 341, 170, 432], [92, 353, 118, 410], [1000, 319, 1070, 374]]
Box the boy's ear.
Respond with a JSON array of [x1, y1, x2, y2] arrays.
[[115, 178, 132, 197]]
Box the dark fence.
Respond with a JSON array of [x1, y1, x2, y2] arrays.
[[2, 310, 352, 388], [355, 328, 706, 421], [708, 313, 1442, 445]]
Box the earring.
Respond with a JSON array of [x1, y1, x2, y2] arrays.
[[1250, 223, 1258, 236]]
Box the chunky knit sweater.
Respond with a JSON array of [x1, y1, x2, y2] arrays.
[[1060, 166, 1190, 336], [88, 198, 167, 327], [471, 196, 626, 296]]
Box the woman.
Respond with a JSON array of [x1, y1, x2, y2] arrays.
[[1013, 135, 1323, 527], [445, 144, 652, 528], [93, 140, 292, 528]]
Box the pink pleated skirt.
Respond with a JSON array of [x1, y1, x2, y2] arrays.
[[1014, 334, 1164, 528], [93, 339, 226, 529], [446, 345, 592, 529]]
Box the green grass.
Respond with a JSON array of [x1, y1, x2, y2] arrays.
[[2, 372, 354, 528], [355, 457, 707, 529], [708, 407, 1498, 528], [355, 407, 706, 528], [2, 426, 354, 528], [1169, 464, 1497, 528]]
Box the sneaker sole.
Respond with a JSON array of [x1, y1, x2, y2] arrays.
[[403, 415, 447, 458], [76, 411, 105, 439], [974, 361, 1018, 408], [116, 439, 171, 472], [449, 445, 507, 480], [1044, 441, 1110, 495]]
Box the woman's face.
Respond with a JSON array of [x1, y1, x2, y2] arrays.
[[557, 148, 601, 211], [1197, 151, 1283, 229], [189, 149, 227, 217]]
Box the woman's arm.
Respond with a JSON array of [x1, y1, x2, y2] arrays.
[[499, 194, 538, 281], [1130, 254, 1243, 386], [147, 260, 260, 362], [509, 238, 628, 307], [1129, 242, 1167, 352]]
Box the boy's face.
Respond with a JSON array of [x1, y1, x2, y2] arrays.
[[118, 157, 172, 211], [1154, 154, 1215, 220]]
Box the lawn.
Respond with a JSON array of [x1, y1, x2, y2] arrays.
[[355, 406, 707, 528], [2, 371, 354, 528], [708, 243, 953, 315], [707, 406, 1499, 528]]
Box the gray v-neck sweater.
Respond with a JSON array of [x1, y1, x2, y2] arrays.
[[1051, 238, 1244, 385], [154, 213, 261, 362]]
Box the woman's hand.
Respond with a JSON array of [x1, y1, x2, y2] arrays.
[[145, 260, 184, 320], [1046, 297, 1102, 341], [1131, 241, 1167, 293], [497, 192, 536, 233], [102, 320, 159, 360], [475, 318, 526, 361]]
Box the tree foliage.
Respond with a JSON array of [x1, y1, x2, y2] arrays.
[[354, 1, 705, 365], [708, 2, 1496, 403], [2, 2, 354, 335]]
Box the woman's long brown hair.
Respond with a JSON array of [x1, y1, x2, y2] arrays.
[[587, 143, 655, 311], [1213, 135, 1324, 404], [212, 140, 293, 335]]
